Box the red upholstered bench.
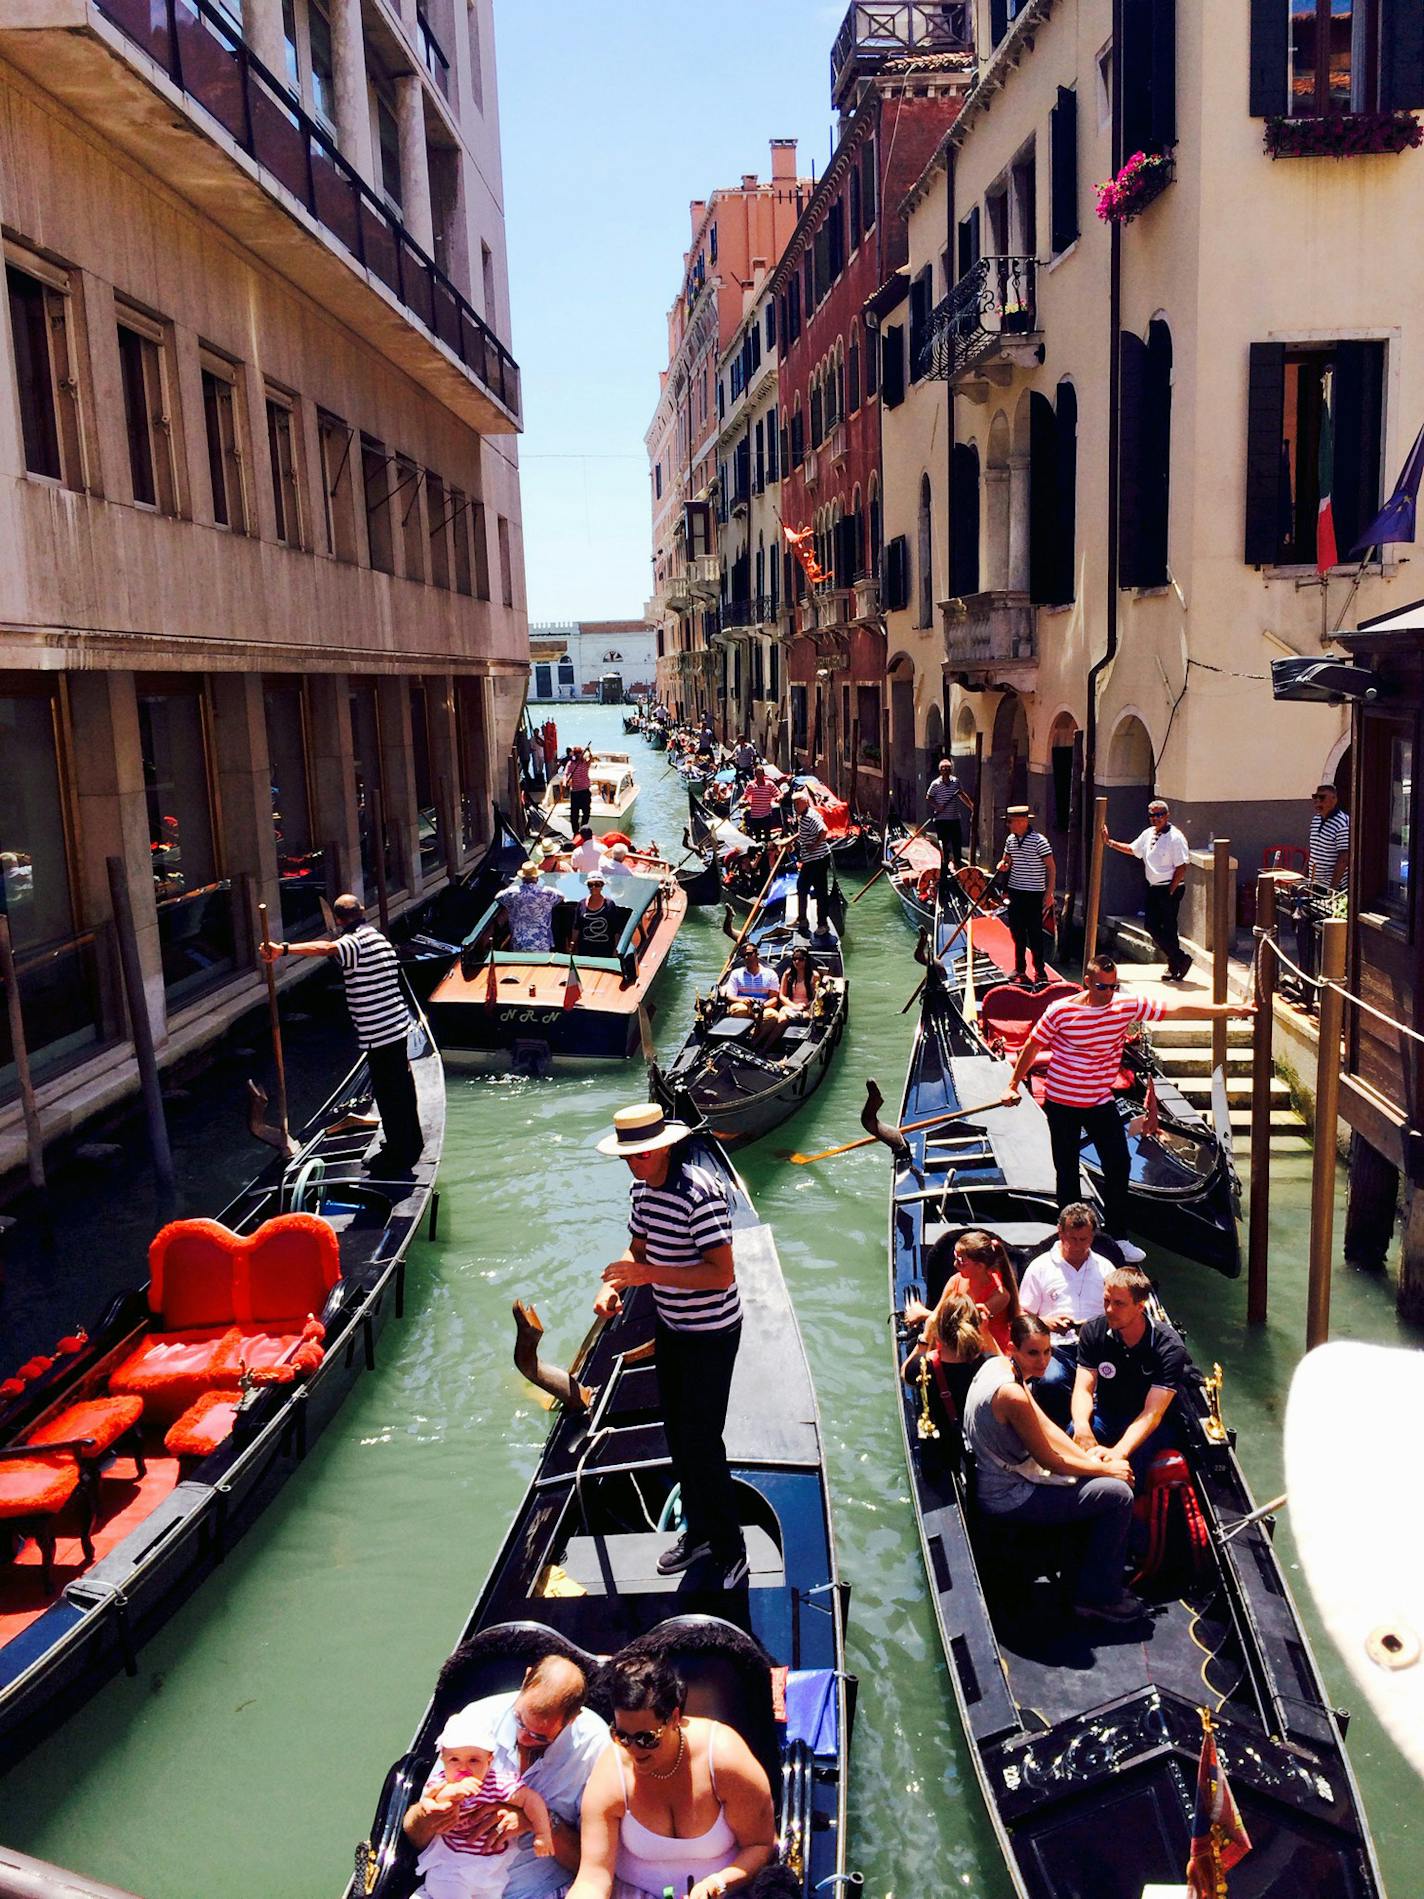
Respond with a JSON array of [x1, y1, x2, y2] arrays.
[[0, 1446, 96, 1592], [164, 1390, 241, 1465], [27, 1395, 147, 1475], [109, 1327, 245, 1422]]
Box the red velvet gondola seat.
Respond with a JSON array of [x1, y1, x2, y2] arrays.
[[164, 1390, 242, 1464], [0, 1454, 93, 1592], [27, 1395, 145, 1470]]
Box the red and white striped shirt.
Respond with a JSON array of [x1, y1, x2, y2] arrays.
[[1035, 993, 1165, 1107], [744, 778, 778, 818]]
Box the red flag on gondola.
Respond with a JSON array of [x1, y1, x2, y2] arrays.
[[483, 955, 499, 1013], [1187, 1710, 1251, 1897], [562, 953, 582, 1011]]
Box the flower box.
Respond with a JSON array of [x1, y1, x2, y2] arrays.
[[1094, 150, 1175, 225], [1264, 110, 1422, 159]]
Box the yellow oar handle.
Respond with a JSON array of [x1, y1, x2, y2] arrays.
[[789, 1096, 1002, 1165]]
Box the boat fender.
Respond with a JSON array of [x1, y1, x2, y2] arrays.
[[600, 831, 632, 849]]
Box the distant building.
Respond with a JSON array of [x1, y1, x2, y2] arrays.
[[527, 621, 656, 702]]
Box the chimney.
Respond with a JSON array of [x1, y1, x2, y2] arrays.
[[770, 138, 797, 181], [741, 173, 758, 190], [690, 199, 706, 236]]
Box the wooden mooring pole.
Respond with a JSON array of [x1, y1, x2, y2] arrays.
[[0, 916, 46, 1197], [1081, 796, 1108, 981], [1306, 917, 1347, 1351], [1211, 839, 1232, 1076], [106, 855, 175, 1198], [1247, 874, 1277, 1323], [370, 786, 391, 932], [970, 732, 984, 867]]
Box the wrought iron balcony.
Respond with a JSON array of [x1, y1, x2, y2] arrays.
[[941, 591, 1037, 678], [720, 597, 756, 632], [921, 256, 1040, 385], [831, 2, 971, 111]]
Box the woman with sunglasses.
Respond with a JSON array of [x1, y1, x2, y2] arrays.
[[568, 1655, 776, 1899]]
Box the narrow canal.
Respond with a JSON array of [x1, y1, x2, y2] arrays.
[[0, 705, 1416, 1897]]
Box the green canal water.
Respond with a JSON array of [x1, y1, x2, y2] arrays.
[[1, 705, 1417, 1897]]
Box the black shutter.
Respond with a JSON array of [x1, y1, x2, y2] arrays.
[[1050, 87, 1079, 254], [1142, 322, 1173, 587], [882, 325, 906, 409], [990, 0, 1008, 46], [883, 536, 909, 612], [1332, 341, 1386, 558], [1249, 0, 1289, 117], [1055, 383, 1078, 606], [1121, 0, 1152, 158], [1151, 0, 1176, 149], [1029, 392, 1059, 605], [861, 139, 876, 227], [950, 443, 980, 596], [1243, 341, 1286, 564], [1118, 329, 1148, 587], [1382, 0, 1424, 108]]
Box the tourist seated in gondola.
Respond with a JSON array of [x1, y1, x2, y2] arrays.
[[963, 1315, 1141, 1623], [778, 945, 820, 1021], [567, 1653, 776, 1899], [1070, 1266, 1191, 1484], [598, 841, 635, 885], [904, 1229, 1020, 1353], [1016, 1204, 1116, 1427], [570, 875, 622, 958], [570, 826, 602, 875], [901, 1289, 1000, 1422], [721, 942, 784, 1044], [407, 1705, 555, 1898], [403, 1653, 608, 1898]]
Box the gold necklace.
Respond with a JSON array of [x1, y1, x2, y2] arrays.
[[639, 1726, 686, 1780]]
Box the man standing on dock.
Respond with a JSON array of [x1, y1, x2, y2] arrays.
[[596, 1104, 748, 1590], [1101, 800, 1192, 981], [264, 894, 422, 1173], [1001, 955, 1252, 1263]]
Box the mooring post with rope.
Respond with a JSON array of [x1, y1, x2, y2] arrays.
[[1211, 838, 1232, 1077], [1247, 873, 1278, 1324], [257, 900, 291, 1149], [1081, 796, 1108, 981], [1307, 916, 1347, 1351]]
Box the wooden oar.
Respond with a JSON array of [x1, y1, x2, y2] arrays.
[[715, 842, 790, 986], [257, 901, 291, 1150], [900, 907, 976, 1015], [851, 817, 934, 903], [788, 1096, 1005, 1166]]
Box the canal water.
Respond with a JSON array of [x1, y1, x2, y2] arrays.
[[0, 704, 1416, 1897]]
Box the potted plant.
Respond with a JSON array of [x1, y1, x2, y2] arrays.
[[1095, 149, 1175, 224], [1264, 110, 1421, 159]]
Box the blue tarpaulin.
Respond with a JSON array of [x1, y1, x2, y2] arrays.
[[784, 1669, 839, 1757]]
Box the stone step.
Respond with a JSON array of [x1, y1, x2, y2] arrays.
[[1226, 1105, 1309, 1133], [1153, 1048, 1255, 1078], [1148, 1022, 1254, 1048], [1172, 1072, 1293, 1108]]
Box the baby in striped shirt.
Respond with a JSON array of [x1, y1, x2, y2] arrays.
[[413, 1711, 554, 1898]]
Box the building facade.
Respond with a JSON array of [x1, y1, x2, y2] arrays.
[[527, 620, 656, 702], [0, 0, 526, 1175], [903, 0, 1424, 914]]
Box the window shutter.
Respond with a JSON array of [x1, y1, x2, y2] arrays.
[[882, 325, 905, 409], [1118, 329, 1148, 587], [1332, 341, 1386, 559], [1248, 0, 1288, 117], [1151, 0, 1176, 150], [1121, 0, 1153, 157], [1243, 341, 1286, 565], [950, 442, 980, 596], [861, 139, 876, 226], [1055, 383, 1078, 606], [990, 0, 1008, 46], [1142, 322, 1173, 587], [1382, 0, 1424, 108], [1050, 87, 1079, 253], [884, 535, 910, 612], [1029, 392, 1059, 605]]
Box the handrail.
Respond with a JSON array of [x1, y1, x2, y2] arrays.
[[95, 0, 519, 422], [1256, 926, 1424, 1048]]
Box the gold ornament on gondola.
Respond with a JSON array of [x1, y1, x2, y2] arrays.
[[1202, 1361, 1228, 1444], [916, 1355, 940, 1441]]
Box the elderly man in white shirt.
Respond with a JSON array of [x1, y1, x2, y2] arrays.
[[1017, 1203, 1116, 1426], [1102, 798, 1192, 982]]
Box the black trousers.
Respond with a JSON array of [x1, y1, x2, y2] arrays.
[[745, 812, 775, 840], [1045, 1097, 1131, 1238], [930, 818, 964, 872], [366, 1036, 424, 1167], [656, 1320, 743, 1555], [568, 787, 592, 830], [1006, 889, 1047, 977], [796, 855, 830, 927], [1144, 883, 1186, 975]]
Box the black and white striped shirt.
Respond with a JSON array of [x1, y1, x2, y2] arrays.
[[1309, 808, 1350, 887], [1003, 830, 1053, 892], [334, 924, 411, 1050], [796, 807, 831, 864], [629, 1162, 740, 1334]]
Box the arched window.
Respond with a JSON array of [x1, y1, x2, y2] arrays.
[[1054, 381, 1077, 604], [810, 372, 824, 448], [917, 474, 934, 627]]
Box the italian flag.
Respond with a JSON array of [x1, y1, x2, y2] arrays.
[[1317, 368, 1339, 574]]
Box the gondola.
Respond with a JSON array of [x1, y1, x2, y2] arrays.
[[542, 751, 640, 827], [661, 869, 848, 1149], [882, 820, 943, 931], [0, 1008, 444, 1767], [348, 1085, 852, 1899], [933, 873, 1242, 1277], [393, 805, 528, 1002], [883, 963, 1382, 1899]]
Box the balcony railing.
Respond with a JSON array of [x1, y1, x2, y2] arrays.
[[831, 2, 971, 109], [720, 597, 755, 631], [96, 0, 519, 422], [942, 591, 1036, 673], [922, 256, 1038, 382], [689, 555, 721, 597]]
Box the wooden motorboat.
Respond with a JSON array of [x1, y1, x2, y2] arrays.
[[932, 874, 1242, 1276], [542, 751, 639, 826], [661, 870, 848, 1149], [393, 806, 527, 1002], [426, 864, 687, 1068], [882, 962, 1381, 1898], [0, 1014, 444, 1767], [348, 1088, 851, 1898]]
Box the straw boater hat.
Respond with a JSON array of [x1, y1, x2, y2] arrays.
[[518, 860, 541, 880], [1006, 805, 1035, 819], [597, 1102, 691, 1157]]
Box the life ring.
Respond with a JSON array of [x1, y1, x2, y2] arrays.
[[916, 868, 939, 902], [601, 831, 632, 849]]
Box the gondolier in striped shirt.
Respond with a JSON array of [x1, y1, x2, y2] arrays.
[[596, 1103, 747, 1589], [997, 806, 1055, 986], [1308, 783, 1350, 890], [788, 788, 832, 935], [263, 893, 422, 1173], [1001, 955, 1251, 1263]]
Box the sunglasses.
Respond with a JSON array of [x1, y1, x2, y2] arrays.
[[611, 1722, 667, 1751], [1089, 980, 1120, 992]]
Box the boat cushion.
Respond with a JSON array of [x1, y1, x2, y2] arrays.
[[108, 1325, 246, 1418], [26, 1396, 143, 1459], [147, 1219, 239, 1329], [164, 1390, 241, 1461], [237, 1213, 341, 1327], [234, 1331, 303, 1374], [0, 1454, 81, 1519]]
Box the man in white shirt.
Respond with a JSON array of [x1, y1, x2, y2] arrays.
[[598, 840, 635, 883], [1102, 798, 1192, 981], [1017, 1203, 1116, 1426], [569, 826, 602, 875], [722, 941, 782, 1017]]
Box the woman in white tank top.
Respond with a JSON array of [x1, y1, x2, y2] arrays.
[[567, 1655, 777, 1899]]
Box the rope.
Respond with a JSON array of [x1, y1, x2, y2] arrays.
[[1255, 928, 1424, 1048]]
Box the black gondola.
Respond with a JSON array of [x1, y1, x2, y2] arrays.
[[932, 878, 1242, 1276], [348, 1087, 851, 1897], [687, 785, 873, 909], [0, 1011, 444, 1768], [884, 963, 1381, 1898], [661, 869, 849, 1149]]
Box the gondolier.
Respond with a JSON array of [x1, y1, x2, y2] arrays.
[[262, 894, 421, 1171], [564, 747, 592, 832], [743, 764, 779, 840], [1102, 800, 1191, 981], [997, 806, 1054, 986], [597, 1104, 747, 1588], [926, 758, 972, 875], [789, 789, 831, 935], [1002, 955, 1251, 1262]]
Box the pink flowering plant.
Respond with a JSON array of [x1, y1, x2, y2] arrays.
[[1094, 149, 1174, 224]]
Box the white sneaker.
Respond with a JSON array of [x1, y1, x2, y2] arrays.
[[1113, 1237, 1147, 1264]]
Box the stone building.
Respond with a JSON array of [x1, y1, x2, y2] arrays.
[[527, 620, 656, 702], [0, 0, 526, 1176]]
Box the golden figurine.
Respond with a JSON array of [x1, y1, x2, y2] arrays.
[[915, 1354, 940, 1441], [1202, 1361, 1228, 1444]]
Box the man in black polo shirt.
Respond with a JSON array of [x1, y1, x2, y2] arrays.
[[1071, 1266, 1191, 1484]]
